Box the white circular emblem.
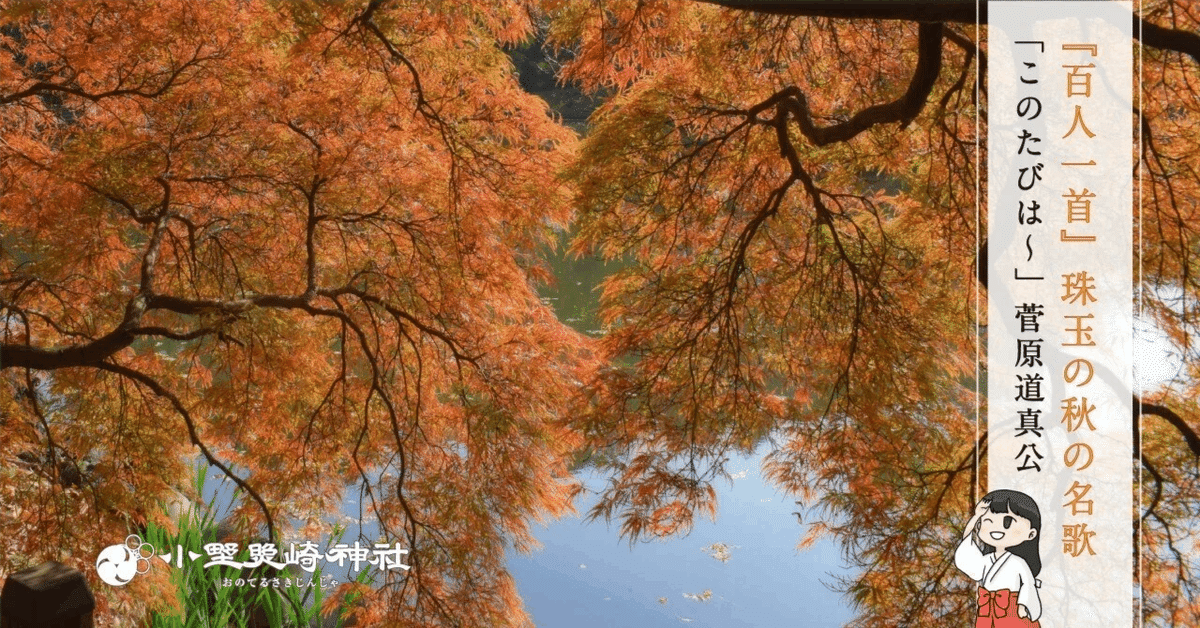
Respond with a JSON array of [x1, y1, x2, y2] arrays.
[[95, 534, 154, 586]]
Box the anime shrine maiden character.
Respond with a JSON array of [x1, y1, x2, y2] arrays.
[[955, 489, 1043, 628]]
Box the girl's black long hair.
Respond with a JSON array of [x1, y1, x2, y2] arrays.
[[980, 489, 1042, 577]]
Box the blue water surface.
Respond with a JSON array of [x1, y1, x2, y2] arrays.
[[507, 453, 855, 628]]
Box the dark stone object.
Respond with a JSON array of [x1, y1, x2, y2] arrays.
[[0, 561, 95, 628]]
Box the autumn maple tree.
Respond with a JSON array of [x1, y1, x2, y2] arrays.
[[2, 1, 1199, 627], [1, 2, 593, 625], [547, 1, 1200, 627]]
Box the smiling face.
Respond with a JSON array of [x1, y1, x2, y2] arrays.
[[978, 505, 1037, 553]]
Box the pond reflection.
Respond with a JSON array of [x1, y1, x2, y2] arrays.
[[508, 450, 854, 628]]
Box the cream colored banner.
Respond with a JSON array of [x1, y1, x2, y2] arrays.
[[987, 2, 1133, 626]]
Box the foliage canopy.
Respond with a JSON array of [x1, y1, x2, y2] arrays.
[[1, 1, 1198, 626]]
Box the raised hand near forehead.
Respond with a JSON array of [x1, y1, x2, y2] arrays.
[[964, 498, 992, 540]]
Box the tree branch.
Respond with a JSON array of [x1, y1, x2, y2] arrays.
[[95, 361, 279, 545], [787, 22, 943, 146], [0, 43, 217, 104], [708, 1, 980, 24], [1, 327, 138, 370], [1136, 397, 1200, 458], [704, 1, 1200, 65]]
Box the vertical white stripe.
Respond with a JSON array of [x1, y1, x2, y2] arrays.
[[988, 2, 1134, 625]]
